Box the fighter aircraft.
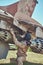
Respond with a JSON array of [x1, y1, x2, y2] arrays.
[[0, 0, 43, 59]]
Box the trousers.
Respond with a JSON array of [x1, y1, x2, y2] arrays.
[[17, 56, 26, 65]]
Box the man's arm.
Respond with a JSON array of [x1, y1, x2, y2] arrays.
[[10, 28, 26, 49]]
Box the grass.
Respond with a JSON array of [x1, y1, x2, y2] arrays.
[[0, 49, 43, 65], [0, 62, 43, 65]]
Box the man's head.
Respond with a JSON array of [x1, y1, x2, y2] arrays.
[[23, 31, 31, 42]]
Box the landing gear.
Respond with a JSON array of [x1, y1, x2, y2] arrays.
[[0, 41, 9, 59]]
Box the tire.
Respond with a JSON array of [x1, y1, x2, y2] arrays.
[[0, 41, 9, 59]]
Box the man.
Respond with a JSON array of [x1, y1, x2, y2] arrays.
[[10, 29, 31, 65]]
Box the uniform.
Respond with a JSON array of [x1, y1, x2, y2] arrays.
[[17, 41, 28, 65], [10, 29, 31, 65]]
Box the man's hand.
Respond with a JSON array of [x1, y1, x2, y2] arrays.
[[9, 28, 15, 36], [9, 28, 27, 50]]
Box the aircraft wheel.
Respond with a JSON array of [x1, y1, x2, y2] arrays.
[[0, 41, 9, 59]]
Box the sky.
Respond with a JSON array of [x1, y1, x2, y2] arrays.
[[0, 0, 43, 26]]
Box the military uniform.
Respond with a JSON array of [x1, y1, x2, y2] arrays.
[[10, 29, 31, 65], [17, 41, 28, 65]]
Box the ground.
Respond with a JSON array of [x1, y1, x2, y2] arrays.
[[0, 49, 43, 65]]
